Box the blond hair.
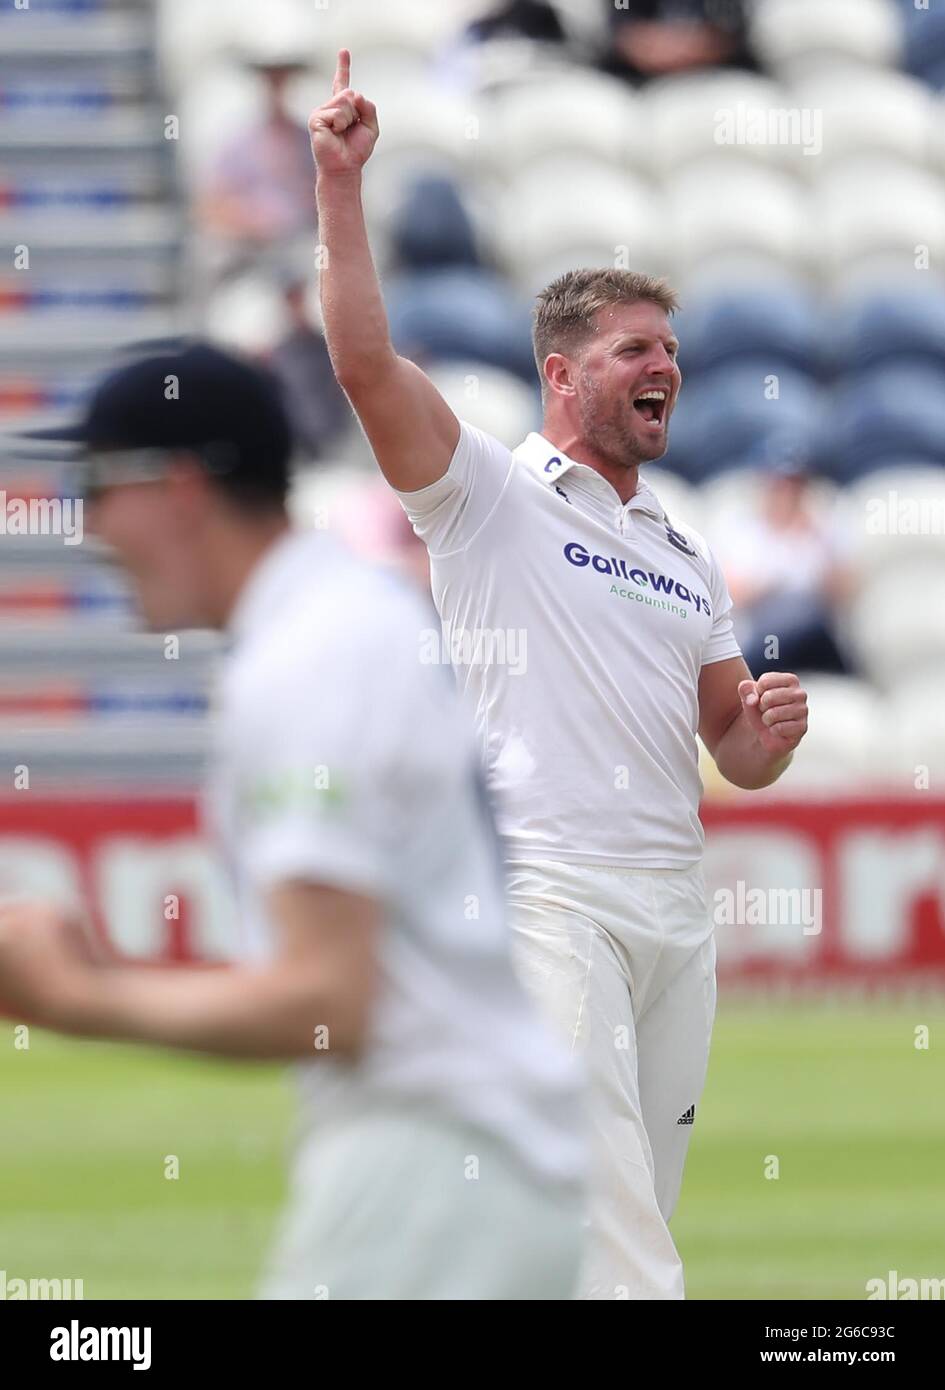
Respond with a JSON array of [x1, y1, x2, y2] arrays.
[[532, 268, 679, 393]]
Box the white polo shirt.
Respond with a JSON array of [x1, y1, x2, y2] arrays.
[[203, 529, 585, 1188], [395, 424, 742, 870]]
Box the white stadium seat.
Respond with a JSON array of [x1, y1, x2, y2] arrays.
[[158, 0, 325, 93], [931, 91, 945, 182], [763, 675, 890, 792], [817, 158, 945, 284], [667, 160, 810, 277], [483, 74, 644, 177], [699, 469, 768, 536], [843, 558, 945, 690], [203, 274, 291, 355], [644, 72, 802, 175], [314, 52, 432, 104], [549, 0, 611, 47], [426, 362, 539, 446], [356, 89, 475, 230], [935, 87, 945, 158], [791, 70, 936, 175], [157, 0, 255, 87], [839, 467, 945, 576], [886, 674, 945, 789], [496, 162, 670, 295], [751, 0, 903, 80], [316, 0, 478, 59]]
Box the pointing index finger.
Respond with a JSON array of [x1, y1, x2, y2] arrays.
[[332, 48, 351, 96]]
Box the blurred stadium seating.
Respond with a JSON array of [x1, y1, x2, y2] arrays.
[[0, 0, 214, 794], [1, 0, 944, 972]]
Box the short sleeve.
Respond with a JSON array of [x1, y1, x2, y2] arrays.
[[392, 419, 514, 556], [701, 548, 743, 667]]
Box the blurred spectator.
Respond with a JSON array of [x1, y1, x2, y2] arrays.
[[438, 0, 574, 93], [600, 0, 760, 85], [466, 0, 569, 45], [198, 47, 314, 282], [716, 459, 852, 677], [265, 272, 350, 460], [393, 174, 480, 271], [335, 478, 432, 595], [385, 175, 537, 384]]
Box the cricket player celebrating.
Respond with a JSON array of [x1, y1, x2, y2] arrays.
[[0, 343, 586, 1300], [311, 51, 810, 1300]]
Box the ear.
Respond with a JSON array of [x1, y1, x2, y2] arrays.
[[543, 352, 577, 399]]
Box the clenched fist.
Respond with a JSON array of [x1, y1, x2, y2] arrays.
[[309, 49, 379, 175], [737, 671, 809, 757]]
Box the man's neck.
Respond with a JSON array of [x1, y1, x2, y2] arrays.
[[213, 513, 292, 630], [540, 424, 641, 506]]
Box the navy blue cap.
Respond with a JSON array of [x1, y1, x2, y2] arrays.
[[58, 341, 292, 499]]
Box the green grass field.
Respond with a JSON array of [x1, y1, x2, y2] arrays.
[[1, 1000, 943, 1299]]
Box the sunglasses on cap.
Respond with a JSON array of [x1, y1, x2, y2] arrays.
[[76, 442, 241, 500]]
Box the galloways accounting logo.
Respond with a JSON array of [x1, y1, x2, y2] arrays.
[[562, 541, 711, 620]]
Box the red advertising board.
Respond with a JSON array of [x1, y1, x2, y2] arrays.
[[0, 796, 943, 982], [702, 798, 945, 983]]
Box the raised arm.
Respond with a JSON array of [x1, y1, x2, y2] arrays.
[[310, 50, 459, 491]]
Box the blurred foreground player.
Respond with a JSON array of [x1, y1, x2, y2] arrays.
[[311, 50, 809, 1300], [0, 344, 585, 1300]]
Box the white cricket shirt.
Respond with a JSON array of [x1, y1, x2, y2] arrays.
[[204, 529, 585, 1187], [395, 424, 742, 869]]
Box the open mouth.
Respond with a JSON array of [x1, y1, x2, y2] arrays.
[[632, 389, 668, 428]]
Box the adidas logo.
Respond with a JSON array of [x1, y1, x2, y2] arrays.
[[676, 1105, 695, 1126]]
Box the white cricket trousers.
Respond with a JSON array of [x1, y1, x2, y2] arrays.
[[505, 859, 716, 1301], [257, 1107, 583, 1300]]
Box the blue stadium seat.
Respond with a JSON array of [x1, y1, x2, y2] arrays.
[[820, 364, 945, 482], [896, 0, 945, 88], [386, 267, 535, 382], [836, 284, 945, 373], [675, 282, 821, 377], [660, 362, 819, 482]]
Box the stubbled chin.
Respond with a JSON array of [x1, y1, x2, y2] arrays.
[[636, 427, 667, 456]]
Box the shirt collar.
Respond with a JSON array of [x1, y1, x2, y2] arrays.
[[513, 432, 666, 520]]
